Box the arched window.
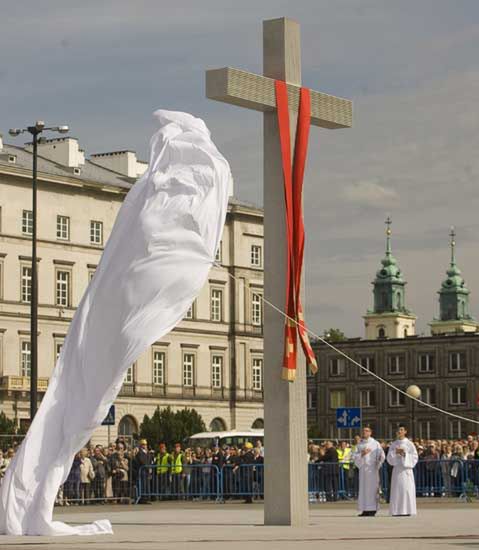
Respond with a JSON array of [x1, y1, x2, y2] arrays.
[[252, 418, 264, 429], [209, 417, 227, 432], [118, 415, 138, 438], [404, 327, 408, 337], [397, 292, 402, 310], [378, 327, 386, 339]]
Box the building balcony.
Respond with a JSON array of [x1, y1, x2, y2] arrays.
[[0, 375, 49, 393]]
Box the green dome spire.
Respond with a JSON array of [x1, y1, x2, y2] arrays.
[[370, 217, 409, 314], [438, 227, 473, 321]]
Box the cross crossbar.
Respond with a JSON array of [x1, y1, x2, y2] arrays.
[[206, 66, 352, 129]]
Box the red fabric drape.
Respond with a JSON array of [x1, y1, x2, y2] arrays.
[[275, 80, 318, 382]]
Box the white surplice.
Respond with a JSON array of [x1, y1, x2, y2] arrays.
[[0, 110, 231, 536], [352, 437, 385, 512], [387, 438, 418, 516]]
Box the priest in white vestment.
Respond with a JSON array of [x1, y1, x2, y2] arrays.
[[387, 425, 418, 516], [352, 426, 385, 516]]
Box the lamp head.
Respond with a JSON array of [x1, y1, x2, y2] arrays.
[[406, 384, 421, 399], [8, 128, 22, 137], [57, 125, 69, 134], [35, 121, 45, 131]]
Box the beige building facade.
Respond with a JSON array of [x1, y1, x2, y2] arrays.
[[0, 135, 264, 443]]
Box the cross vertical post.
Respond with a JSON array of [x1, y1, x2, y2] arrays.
[[206, 16, 352, 527], [262, 17, 308, 526]]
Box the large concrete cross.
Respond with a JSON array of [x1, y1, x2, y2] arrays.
[[206, 17, 352, 526]]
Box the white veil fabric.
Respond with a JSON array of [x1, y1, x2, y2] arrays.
[[0, 110, 231, 536]]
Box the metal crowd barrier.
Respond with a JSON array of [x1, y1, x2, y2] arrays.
[[47, 459, 479, 505]]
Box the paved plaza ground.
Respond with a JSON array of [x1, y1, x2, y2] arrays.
[[1, 500, 478, 550]]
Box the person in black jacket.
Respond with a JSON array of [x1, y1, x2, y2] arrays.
[[321, 441, 339, 501], [211, 445, 224, 500], [239, 442, 255, 504], [133, 439, 153, 504]]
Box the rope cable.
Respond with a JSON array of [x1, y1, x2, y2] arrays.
[[214, 261, 479, 427]]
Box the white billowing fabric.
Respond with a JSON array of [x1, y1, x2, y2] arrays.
[[387, 438, 418, 516], [0, 110, 231, 536], [352, 437, 385, 512]]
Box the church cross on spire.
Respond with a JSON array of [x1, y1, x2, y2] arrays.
[[450, 225, 456, 266], [385, 216, 392, 255]]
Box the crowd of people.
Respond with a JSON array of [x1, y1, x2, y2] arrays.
[[1, 433, 478, 505]]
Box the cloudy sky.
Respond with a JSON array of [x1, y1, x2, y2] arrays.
[[2, 1, 479, 337]]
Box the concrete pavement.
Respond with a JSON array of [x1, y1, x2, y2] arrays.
[[1, 500, 478, 549]]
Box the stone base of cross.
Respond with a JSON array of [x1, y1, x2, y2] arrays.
[[206, 17, 352, 526]]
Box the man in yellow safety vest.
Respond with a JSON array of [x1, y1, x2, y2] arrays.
[[337, 440, 352, 497], [171, 442, 185, 498], [156, 442, 171, 499]]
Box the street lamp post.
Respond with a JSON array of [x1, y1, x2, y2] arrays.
[[8, 122, 69, 422], [406, 384, 422, 438]]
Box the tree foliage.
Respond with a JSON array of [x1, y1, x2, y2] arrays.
[[307, 424, 322, 439], [0, 412, 17, 435], [323, 328, 346, 342], [139, 406, 206, 449]]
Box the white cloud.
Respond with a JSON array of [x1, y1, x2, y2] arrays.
[[341, 181, 399, 208]]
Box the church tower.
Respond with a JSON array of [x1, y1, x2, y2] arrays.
[[364, 218, 416, 339], [430, 228, 478, 335]]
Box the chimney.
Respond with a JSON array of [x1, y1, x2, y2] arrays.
[[90, 150, 147, 178], [26, 137, 85, 169]]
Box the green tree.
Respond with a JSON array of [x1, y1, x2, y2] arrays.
[[139, 406, 206, 449], [307, 424, 322, 439], [323, 328, 346, 342], [0, 412, 20, 450], [0, 412, 16, 435]]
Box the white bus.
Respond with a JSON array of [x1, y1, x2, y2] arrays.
[[186, 430, 264, 449]]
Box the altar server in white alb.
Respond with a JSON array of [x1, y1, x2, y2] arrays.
[[387, 425, 418, 516], [352, 425, 385, 516]]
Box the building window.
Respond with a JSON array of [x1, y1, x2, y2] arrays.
[[251, 244, 262, 267], [90, 220, 103, 245], [389, 389, 406, 407], [449, 420, 464, 439], [378, 327, 386, 338], [449, 386, 467, 406], [152, 350, 165, 385], [184, 301, 195, 320], [22, 210, 33, 235], [359, 356, 375, 375], [388, 355, 405, 375], [56, 270, 71, 307], [21, 340, 31, 377], [211, 355, 223, 389], [330, 357, 345, 377], [183, 353, 195, 387], [307, 391, 317, 410], [215, 241, 222, 263], [21, 265, 32, 303], [125, 364, 134, 384], [252, 358, 263, 391], [418, 353, 435, 374], [88, 268, 96, 283], [422, 387, 436, 405], [418, 420, 433, 439], [55, 340, 64, 364], [449, 352, 466, 372], [251, 293, 262, 326], [360, 389, 376, 408], [56, 215, 70, 240], [330, 389, 346, 409], [210, 288, 223, 322]]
